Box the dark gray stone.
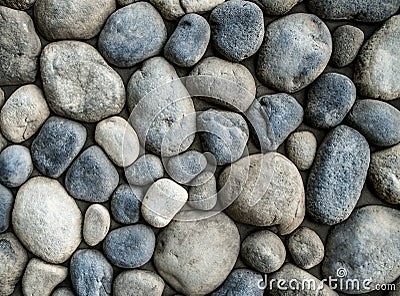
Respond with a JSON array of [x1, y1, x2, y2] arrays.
[[211, 269, 264, 296], [0, 185, 13, 233], [65, 146, 119, 202], [347, 99, 400, 147], [331, 25, 364, 68], [246, 93, 303, 151], [167, 150, 207, 185], [70, 249, 113, 296], [307, 125, 370, 225], [305, 73, 356, 129], [31, 116, 87, 178], [111, 184, 143, 224], [164, 13, 210, 67], [99, 2, 167, 67], [0, 0, 35, 10], [252, 0, 302, 15], [125, 154, 164, 186], [103, 224, 155, 268], [0, 145, 32, 188]]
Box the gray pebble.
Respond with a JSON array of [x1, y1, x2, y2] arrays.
[[167, 150, 207, 184], [188, 171, 217, 211], [285, 131, 317, 171], [0, 145, 32, 188], [103, 224, 155, 268], [0, 6, 41, 85], [0, 184, 13, 233], [305, 73, 356, 129], [210, 0, 264, 62], [111, 184, 143, 224], [246, 93, 303, 151], [52, 288, 75, 296], [164, 13, 210, 67], [257, 13, 332, 93], [307, 125, 370, 225], [347, 99, 400, 147], [70, 249, 113, 296], [113, 270, 165, 296], [331, 25, 364, 68], [65, 146, 119, 203], [252, 0, 302, 15], [211, 269, 264, 296], [83, 204, 110, 247], [125, 154, 164, 186], [31, 116, 87, 178], [0, 0, 35, 9]]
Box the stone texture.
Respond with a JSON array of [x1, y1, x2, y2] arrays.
[[83, 204, 110, 246], [41, 41, 125, 122], [252, 0, 302, 15], [0, 133, 7, 152], [167, 150, 207, 184], [52, 287, 75, 296], [331, 25, 364, 68], [0, 0, 35, 9], [0, 145, 32, 188], [211, 269, 264, 296], [125, 154, 164, 186], [111, 184, 143, 224], [285, 131, 317, 171], [188, 171, 217, 210], [307, 125, 370, 225], [0, 184, 13, 233], [113, 270, 165, 296], [12, 177, 82, 264], [99, 2, 167, 67], [0, 88, 4, 108], [257, 13, 332, 93]]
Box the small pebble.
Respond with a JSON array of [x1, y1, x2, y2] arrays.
[[52, 287, 75, 296], [285, 131, 317, 171], [188, 171, 217, 211], [113, 270, 165, 296], [83, 204, 111, 246], [331, 25, 364, 68], [167, 150, 207, 185], [211, 269, 264, 296], [0, 145, 33, 188], [125, 154, 164, 186], [0, 184, 13, 233], [0, 0, 35, 9], [253, 0, 302, 15], [111, 184, 143, 224]]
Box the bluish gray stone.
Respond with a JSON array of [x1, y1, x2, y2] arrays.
[[70, 249, 113, 296], [125, 154, 164, 186], [0, 185, 13, 233], [103, 224, 155, 268], [347, 99, 400, 147], [307, 125, 370, 225], [246, 94, 303, 151], [99, 2, 167, 67], [164, 13, 210, 67], [331, 25, 364, 68], [167, 151, 207, 185], [210, 0, 264, 62], [0, 145, 32, 188], [305, 73, 356, 129], [211, 269, 264, 296], [111, 184, 143, 224], [65, 146, 119, 202], [31, 116, 87, 178]]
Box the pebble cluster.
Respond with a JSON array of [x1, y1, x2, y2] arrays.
[[0, 0, 399, 295]]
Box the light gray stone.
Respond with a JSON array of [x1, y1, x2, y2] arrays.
[[52, 287, 74, 296], [114, 270, 165, 296], [188, 171, 217, 211], [331, 25, 364, 68], [125, 154, 164, 186], [83, 204, 110, 246], [167, 150, 207, 184], [286, 131, 317, 171]]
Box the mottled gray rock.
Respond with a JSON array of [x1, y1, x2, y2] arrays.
[[83, 204, 110, 246], [197, 109, 249, 165], [307, 125, 370, 225], [0, 185, 13, 233], [305, 73, 356, 129], [127, 57, 196, 157], [241, 230, 286, 273], [285, 131, 317, 171], [210, 0, 264, 61], [220, 152, 305, 235], [0, 0, 35, 9], [246, 94, 303, 151], [103, 224, 155, 268], [287, 226, 324, 269], [347, 99, 400, 147], [12, 177, 82, 263], [111, 184, 143, 224], [99, 2, 166, 67], [0, 145, 32, 188], [117, 0, 138, 5], [187, 57, 256, 112], [52, 287, 75, 296], [164, 13, 210, 67], [22, 258, 68, 296], [114, 270, 165, 296], [31, 116, 87, 178], [257, 13, 332, 93], [41, 41, 125, 122], [125, 154, 164, 186], [154, 213, 240, 295], [65, 146, 119, 202], [70, 249, 113, 296], [211, 269, 264, 296], [188, 171, 217, 210], [0, 6, 41, 85], [354, 16, 400, 100], [252, 0, 302, 15], [368, 143, 400, 204], [34, 0, 115, 40], [331, 25, 364, 68], [323, 206, 400, 294], [167, 150, 207, 184]]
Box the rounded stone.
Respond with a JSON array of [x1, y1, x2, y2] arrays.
[[166, 150, 207, 185], [83, 204, 111, 247], [0, 85, 50, 143], [164, 13, 210, 67], [65, 146, 119, 203], [188, 171, 217, 211], [95, 116, 140, 167], [0, 0, 35, 9], [257, 13, 332, 93], [220, 152, 305, 235], [114, 270, 165, 296], [253, 0, 302, 15], [31, 116, 87, 178], [241, 230, 286, 273], [0, 185, 13, 233], [103, 224, 155, 268], [154, 213, 240, 295], [0, 145, 32, 188], [307, 125, 370, 225], [34, 0, 115, 40], [285, 131, 317, 171], [331, 25, 364, 68], [0, 6, 41, 86], [125, 154, 164, 186], [12, 177, 82, 264], [40, 41, 126, 123], [305, 73, 356, 129], [111, 184, 143, 224], [52, 287, 75, 296], [211, 269, 264, 296], [287, 226, 324, 269], [347, 99, 400, 147], [99, 2, 167, 67], [210, 0, 264, 62]]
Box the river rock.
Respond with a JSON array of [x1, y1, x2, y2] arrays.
[[111, 184, 143, 224], [0, 185, 13, 232], [285, 131, 317, 171], [0, 145, 32, 188], [167, 150, 207, 184], [252, 0, 302, 15], [211, 269, 264, 296], [125, 154, 164, 186], [331, 25, 364, 68], [52, 288, 75, 296], [188, 171, 217, 210], [113, 270, 165, 296], [83, 204, 110, 246], [0, 0, 35, 9]]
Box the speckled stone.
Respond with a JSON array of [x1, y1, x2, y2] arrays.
[[83, 204, 110, 246], [285, 131, 317, 171], [167, 150, 207, 185], [111, 184, 143, 224], [52, 287, 74, 296], [331, 25, 364, 68], [113, 270, 165, 296], [0, 0, 36, 9], [0, 145, 32, 188], [0, 185, 13, 233], [252, 0, 302, 15], [125, 154, 164, 186], [188, 171, 217, 211], [211, 269, 264, 296]]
